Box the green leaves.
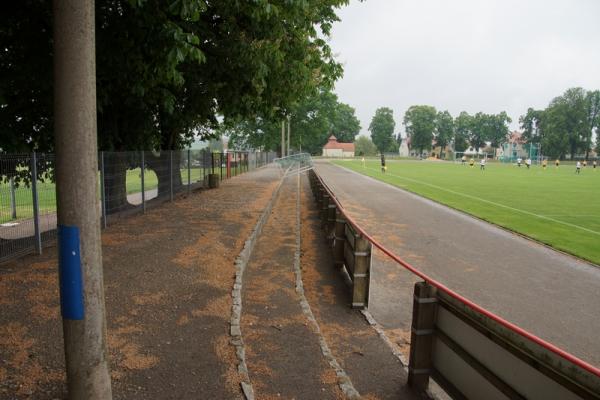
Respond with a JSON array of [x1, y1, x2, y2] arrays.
[[403, 105, 436, 155], [369, 107, 396, 153], [354, 135, 378, 156], [435, 110, 454, 150], [1, 0, 349, 154], [224, 87, 360, 155], [519, 87, 599, 159]]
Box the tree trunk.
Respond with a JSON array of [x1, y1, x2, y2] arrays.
[[103, 152, 128, 212], [146, 151, 183, 198]]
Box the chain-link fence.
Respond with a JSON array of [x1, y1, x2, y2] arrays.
[[0, 149, 277, 263]]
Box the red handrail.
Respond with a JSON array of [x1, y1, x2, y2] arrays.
[[314, 171, 600, 378]]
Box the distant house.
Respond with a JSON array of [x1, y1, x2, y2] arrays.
[[431, 138, 452, 159], [463, 145, 491, 157], [322, 135, 355, 158], [498, 131, 528, 160]]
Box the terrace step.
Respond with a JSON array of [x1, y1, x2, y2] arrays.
[[237, 172, 425, 399]]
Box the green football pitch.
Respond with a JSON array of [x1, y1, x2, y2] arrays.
[[333, 159, 600, 266]]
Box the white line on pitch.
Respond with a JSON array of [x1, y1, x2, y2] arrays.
[[349, 164, 600, 237]]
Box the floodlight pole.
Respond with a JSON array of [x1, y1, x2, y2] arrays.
[[53, 0, 112, 399], [287, 116, 291, 156], [281, 120, 285, 157]]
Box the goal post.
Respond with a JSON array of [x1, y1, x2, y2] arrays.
[[453, 151, 490, 163]]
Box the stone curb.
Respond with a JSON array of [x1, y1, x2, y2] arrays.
[[229, 166, 288, 400], [293, 172, 361, 400]]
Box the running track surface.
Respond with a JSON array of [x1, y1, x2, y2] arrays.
[[315, 161, 600, 367]]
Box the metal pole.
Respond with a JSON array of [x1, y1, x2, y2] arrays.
[[53, 0, 112, 397], [30, 152, 42, 254], [187, 149, 191, 195], [141, 151, 146, 213], [9, 177, 17, 219], [281, 120, 285, 157], [169, 150, 173, 201], [99, 152, 106, 229], [287, 116, 291, 156]]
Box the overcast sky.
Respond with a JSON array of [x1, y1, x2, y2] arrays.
[[329, 0, 600, 137]]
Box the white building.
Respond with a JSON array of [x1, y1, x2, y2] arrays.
[[322, 135, 355, 157], [399, 136, 410, 157]]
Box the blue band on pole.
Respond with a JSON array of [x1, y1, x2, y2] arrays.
[[58, 225, 84, 320]]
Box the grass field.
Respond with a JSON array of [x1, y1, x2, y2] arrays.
[[333, 159, 600, 266]]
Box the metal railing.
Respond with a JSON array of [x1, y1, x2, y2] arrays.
[[0, 149, 277, 263], [274, 153, 314, 176], [309, 169, 600, 399]]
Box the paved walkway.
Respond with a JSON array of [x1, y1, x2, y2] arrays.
[[238, 172, 422, 399], [315, 161, 600, 367], [0, 166, 280, 399], [0, 164, 423, 399]]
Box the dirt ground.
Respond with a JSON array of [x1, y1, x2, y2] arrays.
[[0, 166, 280, 400], [241, 176, 344, 400]]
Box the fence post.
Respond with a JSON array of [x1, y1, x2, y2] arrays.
[[316, 181, 324, 204], [227, 152, 231, 178], [333, 208, 345, 268], [9, 177, 17, 219], [220, 152, 223, 180], [141, 151, 146, 213], [327, 200, 336, 244], [30, 152, 42, 254], [320, 193, 330, 228], [202, 150, 206, 183], [407, 281, 437, 393], [351, 234, 371, 309], [99, 151, 107, 229], [169, 150, 174, 201], [187, 149, 191, 195]]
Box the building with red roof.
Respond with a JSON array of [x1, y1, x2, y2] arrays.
[[322, 135, 355, 158]]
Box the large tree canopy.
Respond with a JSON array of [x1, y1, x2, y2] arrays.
[[354, 135, 378, 156], [403, 105, 436, 156], [435, 110, 454, 153], [519, 108, 544, 144], [369, 107, 396, 153], [1, 0, 350, 208], [1, 0, 348, 154], [519, 87, 599, 159]]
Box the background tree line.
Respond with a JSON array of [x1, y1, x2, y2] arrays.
[[222, 88, 361, 155], [363, 87, 600, 160], [520, 87, 600, 160], [360, 106, 511, 158]]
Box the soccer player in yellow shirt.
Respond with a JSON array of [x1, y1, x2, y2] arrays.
[[469, 157, 475, 168], [542, 159, 547, 170]]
